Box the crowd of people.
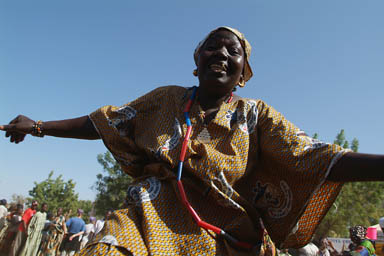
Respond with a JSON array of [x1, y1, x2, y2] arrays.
[[1, 198, 383, 256], [285, 221, 384, 256], [0, 199, 112, 256]]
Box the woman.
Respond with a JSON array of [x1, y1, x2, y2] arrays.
[[38, 208, 66, 256], [21, 203, 48, 256], [349, 225, 375, 256], [0, 204, 23, 255], [1, 27, 384, 255]]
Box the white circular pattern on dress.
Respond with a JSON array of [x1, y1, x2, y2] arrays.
[[126, 177, 161, 205], [99, 235, 119, 246]]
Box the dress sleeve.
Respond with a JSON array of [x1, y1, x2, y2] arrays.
[[250, 100, 349, 248], [89, 86, 171, 177]]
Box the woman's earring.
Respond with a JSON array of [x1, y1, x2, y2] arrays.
[[238, 77, 245, 87], [193, 69, 198, 77]]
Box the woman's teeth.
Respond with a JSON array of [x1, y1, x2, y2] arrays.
[[210, 64, 226, 72]]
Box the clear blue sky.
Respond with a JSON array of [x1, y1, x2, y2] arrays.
[[1, 0, 383, 202]]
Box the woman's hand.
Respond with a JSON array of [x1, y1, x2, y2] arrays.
[[0, 115, 35, 144]]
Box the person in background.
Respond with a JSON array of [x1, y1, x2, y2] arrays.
[[294, 242, 319, 256], [318, 238, 331, 256], [38, 208, 67, 256], [9, 200, 38, 256], [37, 212, 55, 256], [349, 225, 375, 256], [379, 217, 384, 232], [93, 210, 112, 238], [60, 209, 85, 256], [0, 199, 8, 223], [0, 204, 23, 254], [52, 208, 67, 255], [80, 216, 96, 250], [0, 199, 9, 244], [21, 202, 48, 256]]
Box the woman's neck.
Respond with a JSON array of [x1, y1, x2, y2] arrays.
[[197, 87, 232, 112]]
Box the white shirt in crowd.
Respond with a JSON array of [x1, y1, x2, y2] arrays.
[[297, 242, 319, 256], [80, 223, 96, 249], [0, 205, 8, 218], [94, 219, 105, 235]]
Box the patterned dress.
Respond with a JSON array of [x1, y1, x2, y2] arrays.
[[81, 86, 347, 255], [38, 215, 66, 256]]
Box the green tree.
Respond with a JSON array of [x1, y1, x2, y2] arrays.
[[315, 130, 384, 239], [29, 171, 79, 214], [334, 129, 346, 146], [351, 138, 359, 153], [93, 151, 133, 216]]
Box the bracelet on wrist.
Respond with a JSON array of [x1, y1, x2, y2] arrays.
[[31, 120, 44, 137]]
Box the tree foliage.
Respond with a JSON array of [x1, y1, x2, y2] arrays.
[[93, 151, 133, 216], [28, 171, 79, 215], [315, 130, 384, 239]]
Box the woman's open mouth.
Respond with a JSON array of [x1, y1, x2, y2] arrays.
[[209, 63, 227, 73]]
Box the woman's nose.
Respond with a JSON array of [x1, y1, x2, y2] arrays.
[[213, 46, 228, 59]]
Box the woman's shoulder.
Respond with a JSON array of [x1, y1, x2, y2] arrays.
[[129, 85, 193, 108], [232, 95, 267, 112]]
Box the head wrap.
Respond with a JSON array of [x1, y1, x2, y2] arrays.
[[77, 208, 84, 215], [90, 216, 96, 222], [349, 225, 367, 243], [194, 26, 253, 87]]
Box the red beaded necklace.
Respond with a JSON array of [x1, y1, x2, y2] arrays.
[[176, 86, 252, 250]]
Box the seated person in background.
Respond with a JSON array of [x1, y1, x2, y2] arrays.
[[349, 226, 375, 256]]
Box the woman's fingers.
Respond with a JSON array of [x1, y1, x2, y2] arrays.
[[0, 124, 16, 132], [14, 133, 26, 144]]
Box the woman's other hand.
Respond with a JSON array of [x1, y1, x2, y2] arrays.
[[0, 115, 35, 143]]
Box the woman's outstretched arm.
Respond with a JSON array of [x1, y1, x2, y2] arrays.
[[327, 152, 384, 182], [0, 115, 100, 143]]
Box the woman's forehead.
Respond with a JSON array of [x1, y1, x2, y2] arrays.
[[206, 30, 241, 45]]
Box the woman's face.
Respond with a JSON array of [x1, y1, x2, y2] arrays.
[[197, 29, 245, 96]]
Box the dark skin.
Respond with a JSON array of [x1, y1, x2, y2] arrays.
[[41, 203, 48, 213], [0, 29, 383, 184]]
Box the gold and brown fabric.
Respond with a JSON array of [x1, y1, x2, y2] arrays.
[[80, 86, 347, 255]]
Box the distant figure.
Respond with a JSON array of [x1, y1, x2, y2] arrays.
[[349, 225, 375, 256], [9, 200, 38, 256], [38, 211, 54, 256], [318, 238, 331, 256], [379, 217, 384, 231], [93, 209, 112, 237], [292, 242, 319, 256], [60, 209, 85, 256], [0, 199, 8, 220], [37, 207, 67, 256], [0, 204, 23, 254], [21, 202, 48, 256], [52, 208, 67, 255], [80, 216, 96, 250]]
